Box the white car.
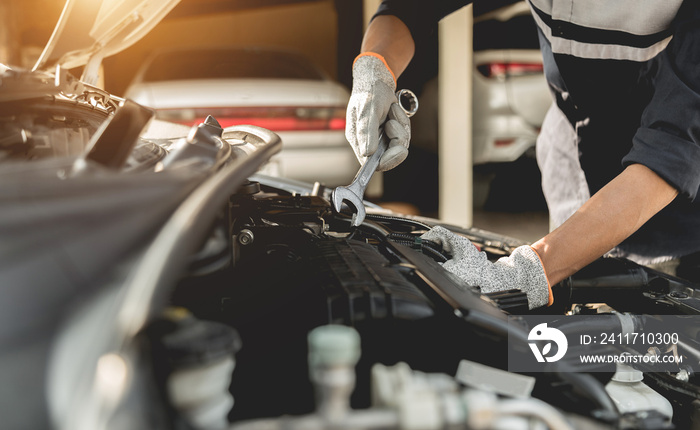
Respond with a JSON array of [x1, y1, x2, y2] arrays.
[[125, 47, 357, 186], [472, 1, 551, 165]]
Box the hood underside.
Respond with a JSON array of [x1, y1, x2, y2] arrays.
[[33, 0, 180, 72]]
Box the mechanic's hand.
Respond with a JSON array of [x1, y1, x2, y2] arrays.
[[345, 53, 411, 171], [421, 226, 553, 309]]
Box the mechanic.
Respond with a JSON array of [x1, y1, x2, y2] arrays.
[[345, 0, 700, 308]]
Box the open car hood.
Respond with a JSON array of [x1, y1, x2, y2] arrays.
[[33, 0, 180, 75]]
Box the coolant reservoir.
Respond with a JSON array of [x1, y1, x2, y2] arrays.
[[605, 363, 673, 419], [156, 308, 241, 430], [307, 325, 361, 421]]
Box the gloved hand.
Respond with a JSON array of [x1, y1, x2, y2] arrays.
[[421, 226, 553, 309], [345, 53, 411, 171]]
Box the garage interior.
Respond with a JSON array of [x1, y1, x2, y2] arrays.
[[3, 3, 700, 430], [0, 0, 548, 242]]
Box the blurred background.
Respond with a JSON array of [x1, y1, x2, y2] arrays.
[[0, 0, 549, 242]]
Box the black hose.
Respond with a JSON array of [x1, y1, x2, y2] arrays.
[[386, 233, 450, 263], [336, 215, 446, 262], [386, 232, 420, 241], [420, 244, 449, 263], [553, 315, 626, 336], [555, 371, 620, 420], [363, 213, 433, 230], [339, 213, 394, 238]]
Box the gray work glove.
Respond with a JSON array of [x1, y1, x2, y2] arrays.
[[421, 226, 552, 309], [345, 54, 411, 171]]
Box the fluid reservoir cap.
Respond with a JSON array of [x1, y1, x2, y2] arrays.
[[308, 325, 361, 368], [198, 115, 223, 139], [612, 363, 644, 383], [155, 310, 242, 369]]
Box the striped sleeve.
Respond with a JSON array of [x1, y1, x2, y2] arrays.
[[527, 0, 679, 62]]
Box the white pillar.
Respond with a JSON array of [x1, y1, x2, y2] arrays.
[[438, 6, 473, 227], [0, 2, 13, 65]]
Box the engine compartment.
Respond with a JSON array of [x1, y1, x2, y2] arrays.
[[3, 72, 698, 427], [158, 177, 700, 430]]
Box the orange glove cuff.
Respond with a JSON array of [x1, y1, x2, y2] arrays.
[[354, 52, 397, 86]]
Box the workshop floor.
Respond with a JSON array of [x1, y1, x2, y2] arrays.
[[472, 209, 549, 244], [470, 158, 550, 243], [381, 203, 549, 244], [378, 156, 550, 244]]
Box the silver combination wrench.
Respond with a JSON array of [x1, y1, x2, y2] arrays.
[[331, 89, 419, 226]]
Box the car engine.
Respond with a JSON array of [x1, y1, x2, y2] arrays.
[[159, 174, 700, 430], [2, 67, 700, 430]]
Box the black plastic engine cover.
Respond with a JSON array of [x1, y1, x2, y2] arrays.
[[218, 225, 475, 420], [172, 192, 493, 420]]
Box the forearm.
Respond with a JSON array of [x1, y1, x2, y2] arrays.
[[361, 15, 416, 78], [532, 164, 679, 285]]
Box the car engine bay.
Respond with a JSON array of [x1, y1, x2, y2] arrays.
[[161, 173, 700, 430], [2, 66, 700, 430]]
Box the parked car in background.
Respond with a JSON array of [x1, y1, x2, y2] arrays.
[[125, 46, 356, 186], [472, 1, 550, 165]]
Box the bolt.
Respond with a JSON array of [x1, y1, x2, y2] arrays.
[[238, 229, 254, 246], [676, 369, 690, 382]]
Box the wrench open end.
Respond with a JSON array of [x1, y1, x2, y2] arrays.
[[331, 187, 366, 227]]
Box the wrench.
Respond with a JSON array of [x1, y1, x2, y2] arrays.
[[332, 89, 419, 226]]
